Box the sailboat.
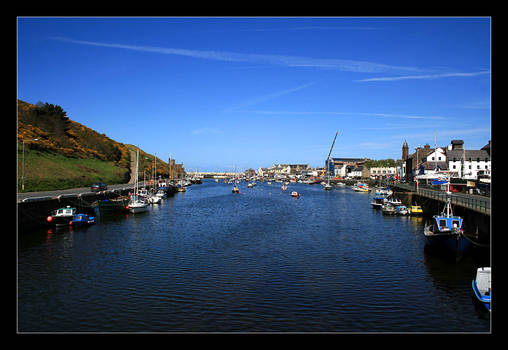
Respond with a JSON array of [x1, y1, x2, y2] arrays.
[[423, 172, 470, 256], [128, 148, 149, 213]]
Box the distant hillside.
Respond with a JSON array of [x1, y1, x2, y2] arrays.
[[17, 100, 170, 192]]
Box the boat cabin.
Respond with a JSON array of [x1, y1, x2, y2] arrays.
[[54, 206, 76, 216], [432, 216, 463, 233]]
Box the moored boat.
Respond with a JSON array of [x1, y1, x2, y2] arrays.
[[70, 213, 96, 227], [381, 203, 396, 215], [47, 206, 77, 226], [472, 267, 491, 311], [291, 191, 300, 198], [127, 148, 149, 214], [97, 197, 130, 214], [395, 205, 408, 215], [423, 173, 470, 256], [371, 196, 386, 209], [408, 204, 423, 216]]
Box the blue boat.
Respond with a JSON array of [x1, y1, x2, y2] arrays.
[[70, 213, 96, 227], [371, 195, 386, 209], [472, 267, 491, 311], [423, 174, 471, 256]]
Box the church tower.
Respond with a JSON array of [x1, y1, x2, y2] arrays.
[[402, 140, 408, 161]]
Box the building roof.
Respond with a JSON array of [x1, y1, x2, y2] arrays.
[[446, 149, 490, 160], [331, 157, 368, 162], [420, 161, 449, 170]]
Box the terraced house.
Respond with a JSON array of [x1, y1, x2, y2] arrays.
[[401, 139, 491, 181]]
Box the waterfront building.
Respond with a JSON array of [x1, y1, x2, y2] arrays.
[[370, 167, 398, 179], [401, 139, 491, 181], [330, 157, 370, 178]]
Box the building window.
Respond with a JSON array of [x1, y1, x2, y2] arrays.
[[453, 165, 456, 169], [438, 157, 442, 160]]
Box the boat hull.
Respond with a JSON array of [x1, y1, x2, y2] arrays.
[[49, 215, 74, 226], [424, 227, 472, 256], [128, 205, 149, 214], [472, 280, 491, 311], [97, 198, 129, 214]]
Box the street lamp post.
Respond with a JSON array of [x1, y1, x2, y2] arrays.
[[21, 138, 38, 192]]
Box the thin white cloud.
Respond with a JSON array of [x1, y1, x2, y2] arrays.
[[238, 110, 446, 120], [51, 36, 422, 73], [356, 71, 490, 82], [224, 82, 317, 113], [191, 127, 221, 136], [240, 26, 383, 32]]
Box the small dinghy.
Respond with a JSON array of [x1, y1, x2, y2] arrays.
[[472, 267, 491, 311], [70, 213, 96, 227]]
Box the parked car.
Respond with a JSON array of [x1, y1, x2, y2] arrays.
[[91, 182, 107, 192]]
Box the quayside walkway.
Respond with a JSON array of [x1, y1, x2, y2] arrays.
[[392, 183, 491, 216]]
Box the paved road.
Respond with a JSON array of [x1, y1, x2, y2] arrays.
[[17, 182, 142, 202]]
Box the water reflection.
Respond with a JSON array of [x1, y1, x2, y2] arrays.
[[18, 180, 490, 332]]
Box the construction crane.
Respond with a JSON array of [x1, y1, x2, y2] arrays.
[[322, 131, 339, 177]]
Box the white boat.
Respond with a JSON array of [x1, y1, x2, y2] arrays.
[[155, 189, 166, 199], [395, 205, 408, 215], [375, 187, 393, 196], [128, 148, 149, 214], [381, 203, 396, 215], [472, 267, 491, 311], [150, 195, 162, 204], [387, 197, 402, 206], [128, 196, 149, 213], [353, 183, 370, 192]]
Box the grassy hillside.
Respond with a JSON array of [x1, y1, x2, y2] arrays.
[[17, 100, 170, 192]]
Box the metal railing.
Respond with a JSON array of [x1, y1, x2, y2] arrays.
[[393, 183, 490, 215]]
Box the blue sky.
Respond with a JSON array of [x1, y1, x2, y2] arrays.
[[17, 17, 491, 172]]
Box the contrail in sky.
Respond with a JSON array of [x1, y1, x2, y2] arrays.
[[356, 71, 490, 82], [51, 36, 422, 73]]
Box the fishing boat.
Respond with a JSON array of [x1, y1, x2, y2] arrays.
[[375, 187, 393, 196], [472, 267, 491, 311], [381, 203, 396, 215], [395, 205, 408, 215], [155, 189, 167, 199], [46, 206, 77, 226], [97, 196, 130, 215], [386, 197, 402, 206], [353, 183, 369, 192], [423, 173, 470, 255], [70, 213, 96, 227], [127, 148, 149, 214], [408, 204, 423, 216], [371, 196, 386, 209], [291, 191, 300, 198]]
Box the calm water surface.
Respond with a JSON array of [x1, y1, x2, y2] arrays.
[[18, 180, 491, 332]]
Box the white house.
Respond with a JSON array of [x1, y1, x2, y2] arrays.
[[369, 167, 397, 178], [445, 140, 491, 180], [446, 150, 491, 179]]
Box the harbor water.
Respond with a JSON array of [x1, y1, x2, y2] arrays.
[[18, 180, 491, 332]]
